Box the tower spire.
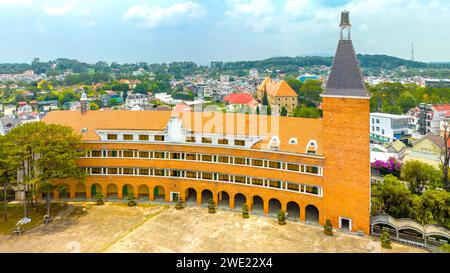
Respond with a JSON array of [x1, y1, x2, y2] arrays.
[[339, 10, 351, 40], [322, 11, 370, 99]]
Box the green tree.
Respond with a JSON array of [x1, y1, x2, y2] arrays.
[[0, 136, 21, 220], [208, 199, 216, 214], [262, 90, 269, 106], [7, 122, 85, 218], [300, 79, 322, 106], [127, 193, 137, 207], [278, 210, 286, 225], [380, 230, 392, 249], [416, 190, 450, 229], [285, 77, 302, 94], [242, 203, 249, 219], [379, 175, 416, 219], [293, 106, 321, 118], [90, 102, 99, 110], [96, 193, 104, 206], [401, 160, 442, 193], [280, 107, 288, 116], [324, 219, 333, 236], [134, 82, 150, 94], [398, 91, 417, 113]]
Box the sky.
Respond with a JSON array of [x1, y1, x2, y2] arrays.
[[0, 0, 449, 64]]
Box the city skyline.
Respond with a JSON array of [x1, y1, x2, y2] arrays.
[[1, 0, 450, 64]]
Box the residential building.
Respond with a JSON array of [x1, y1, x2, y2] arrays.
[[0, 117, 21, 135], [256, 78, 298, 114], [43, 11, 371, 235], [425, 79, 450, 88], [3, 105, 17, 117], [402, 133, 445, 167], [370, 113, 411, 143], [409, 103, 450, 136], [125, 92, 149, 109], [224, 92, 257, 112], [249, 68, 259, 78]]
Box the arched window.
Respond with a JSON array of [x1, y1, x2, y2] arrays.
[[269, 136, 280, 150], [288, 138, 298, 145], [306, 140, 318, 155]]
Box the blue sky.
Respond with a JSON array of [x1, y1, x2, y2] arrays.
[[0, 0, 449, 64]]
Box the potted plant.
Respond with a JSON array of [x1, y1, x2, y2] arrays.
[[278, 210, 286, 225], [380, 230, 392, 249], [242, 203, 249, 219], [96, 193, 104, 206], [127, 193, 137, 207], [208, 199, 216, 213], [324, 219, 333, 236]]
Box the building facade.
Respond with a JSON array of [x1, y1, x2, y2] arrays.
[[370, 113, 411, 143], [256, 78, 298, 115], [43, 11, 371, 235]]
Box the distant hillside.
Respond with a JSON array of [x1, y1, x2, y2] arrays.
[[356, 54, 427, 69], [214, 54, 428, 72], [0, 54, 440, 75]]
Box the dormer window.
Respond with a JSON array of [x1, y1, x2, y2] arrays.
[[289, 138, 298, 145], [306, 140, 318, 155], [269, 136, 280, 151]]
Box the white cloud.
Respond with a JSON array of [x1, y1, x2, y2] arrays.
[[222, 0, 275, 32], [225, 0, 274, 17], [0, 0, 33, 6], [43, 0, 91, 16], [284, 0, 314, 16], [123, 2, 207, 29]]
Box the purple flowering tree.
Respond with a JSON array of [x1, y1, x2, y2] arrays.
[[371, 157, 402, 177]]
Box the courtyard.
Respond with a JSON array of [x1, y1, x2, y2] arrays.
[[0, 202, 425, 253]]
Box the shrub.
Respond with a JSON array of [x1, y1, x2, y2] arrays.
[[324, 219, 333, 236], [127, 193, 137, 207], [208, 199, 216, 213], [278, 210, 286, 225], [175, 196, 184, 210], [96, 193, 104, 206], [380, 230, 392, 249], [439, 244, 450, 253], [242, 203, 249, 219]]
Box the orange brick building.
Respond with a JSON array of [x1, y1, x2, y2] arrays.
[[256, 77, 299, 114], [43, 12, 371, 234]]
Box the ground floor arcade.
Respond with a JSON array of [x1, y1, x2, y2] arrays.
[[48, 176, 323, 224]]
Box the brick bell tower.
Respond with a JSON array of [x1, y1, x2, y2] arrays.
[[321, 11, 371, 234]]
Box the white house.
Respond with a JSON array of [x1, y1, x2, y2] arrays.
[[125, 92, 148, 109], [370, 113, 412, 143], [3, 105, 16, 117]]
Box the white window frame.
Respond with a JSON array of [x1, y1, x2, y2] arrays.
[[339, 217, 352, 231]]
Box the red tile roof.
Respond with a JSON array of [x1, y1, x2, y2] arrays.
[[224, 93, 255, 105], [433, 104, 450, 112]]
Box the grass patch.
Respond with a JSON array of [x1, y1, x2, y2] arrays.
[[0, 202, 67, 235]]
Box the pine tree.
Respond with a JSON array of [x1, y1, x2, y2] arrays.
[[278, 210, 286, 225], [96, 193, 104, 206], [324, 219, 333, 236], [208, 199, 216, 213], [242, 203, 249, 219], [127, 192, 137, 207], [380, 230, 392, 249], [262, 90, 269, 106]]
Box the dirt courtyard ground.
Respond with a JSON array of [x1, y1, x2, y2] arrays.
[[0, 203, 426, 253]]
